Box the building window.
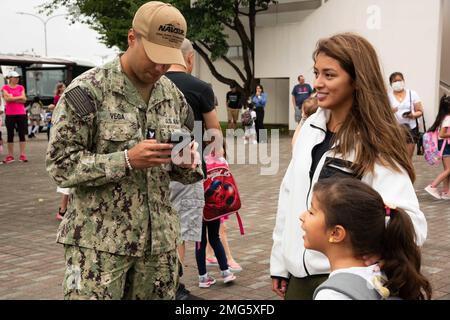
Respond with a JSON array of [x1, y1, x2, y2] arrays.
[[226, 46, 243, 59]]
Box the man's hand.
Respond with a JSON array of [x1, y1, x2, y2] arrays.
[[172, 140, 200, 169], [272, 278, 288, 299], [127, 139, 173, 169]]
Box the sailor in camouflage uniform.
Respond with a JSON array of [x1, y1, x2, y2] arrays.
[[46, 2, 202, 300]]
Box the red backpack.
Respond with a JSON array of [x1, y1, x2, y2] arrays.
[[203, 156, 244, 234]]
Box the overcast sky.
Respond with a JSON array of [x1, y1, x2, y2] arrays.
[[0, 0, 119, 66]]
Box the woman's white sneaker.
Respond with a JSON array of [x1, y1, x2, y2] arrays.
[[425, 185, 441, 199]]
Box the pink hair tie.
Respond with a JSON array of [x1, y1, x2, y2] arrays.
[[384, 205, 391, 217]]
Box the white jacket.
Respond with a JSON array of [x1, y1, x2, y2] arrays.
[[270, 108, 427, 279]]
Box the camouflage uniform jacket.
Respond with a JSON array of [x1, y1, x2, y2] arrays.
[[46, 57, 203, 257]]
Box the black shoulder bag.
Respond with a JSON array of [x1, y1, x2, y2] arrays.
[[410, 91, 427, 155]]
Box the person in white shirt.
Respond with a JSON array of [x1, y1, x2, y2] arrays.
[[270, 33, 427, 300], [424, 95, 450, 200], [301, 178, 432, 300], [388, 72, 424, 158]]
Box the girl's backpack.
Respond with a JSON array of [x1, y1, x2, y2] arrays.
[[313, 273, 399, 300], [423, 129, 447, 165], [203, 155, 244, 234]]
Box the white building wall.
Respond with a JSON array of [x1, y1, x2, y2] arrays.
[[255, 0, 443, 130], [193, 7, 314, 125], [193, 55, 244, 123]]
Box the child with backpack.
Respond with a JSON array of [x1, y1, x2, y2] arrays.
[[241, 103, 257, 144], [300, 178, 431, 300], [424, 95, 450, 200], [28, 96, 44, 138], [195, 156, 239, 288]]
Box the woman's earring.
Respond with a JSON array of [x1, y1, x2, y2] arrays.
[[329, 237, 334, 243]]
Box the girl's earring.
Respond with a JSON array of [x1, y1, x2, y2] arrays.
[[329, 237, 334, 243]]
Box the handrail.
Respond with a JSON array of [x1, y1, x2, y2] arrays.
[[440, 80, 450, 90]]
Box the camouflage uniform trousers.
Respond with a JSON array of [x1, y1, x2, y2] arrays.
[[62, 243, 179, 300]]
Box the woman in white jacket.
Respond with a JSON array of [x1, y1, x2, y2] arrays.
[[270, 33, 427, 300]]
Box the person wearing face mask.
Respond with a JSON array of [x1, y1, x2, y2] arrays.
[[388, 72, 424, 158]]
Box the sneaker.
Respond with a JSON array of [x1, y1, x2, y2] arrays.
[[425, 185, 441, 200], [221, 269, 236, 284], [56, 208, 67, 221], [2, 155, 15, 164], [19, 154, 28, 162], [252, 140, 258, 145], [176, 283, 204, 300], [244, 140, 248, 145], [206, 257, 219, 266], [228, 261, 242, 273], [199, 274, 216, 288], [441, 192, 450, 200]]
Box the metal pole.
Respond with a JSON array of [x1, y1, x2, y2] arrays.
[[44, 22, 48, 56], [16, 12, 66, 56]]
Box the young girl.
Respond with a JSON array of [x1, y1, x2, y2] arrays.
[[300, 178, 431, 300], [28, 96, 44, 138], [270, 33, 427, 300], [424, 94, 450, 200], [243, 104, 257, 144], [195, 218, 236, 288]]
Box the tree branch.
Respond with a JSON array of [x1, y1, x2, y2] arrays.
[[222, 20, 236, 30], [198, 41, 246, 83], [238, 10, 250, 16], [233, 16, 252, 80], [220, 55, 247, 83], [192, 42, 241, 89]]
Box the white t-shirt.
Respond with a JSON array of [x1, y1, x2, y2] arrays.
[[389, 89, 421, 129], [314, 265, 385, 300], [439, 115, 450, 140]]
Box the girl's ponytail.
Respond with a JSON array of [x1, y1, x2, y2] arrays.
[[382, 207, 432, 300]]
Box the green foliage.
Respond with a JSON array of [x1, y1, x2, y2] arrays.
[[41, 0, 277, 96]]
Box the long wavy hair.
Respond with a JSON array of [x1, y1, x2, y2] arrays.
[[428, 94, 450, 132], [313, 33, 415, 181], [314, 178, 432, 300]]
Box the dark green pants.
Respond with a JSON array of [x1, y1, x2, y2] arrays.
[[285, 274, 329, 300]]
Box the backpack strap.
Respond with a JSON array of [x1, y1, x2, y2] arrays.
[[439, 137, 448, 155], [313, 273, 381, 300], [235, 212, 244, 235]]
